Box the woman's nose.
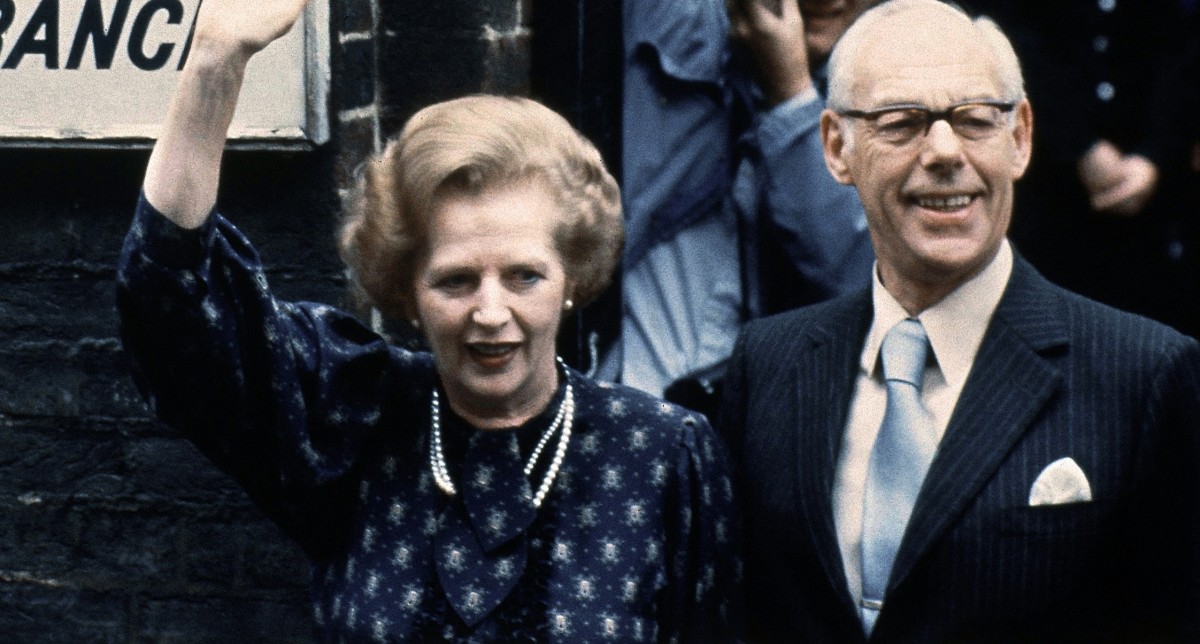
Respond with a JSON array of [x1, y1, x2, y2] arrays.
[[471, 282, 511, 328]]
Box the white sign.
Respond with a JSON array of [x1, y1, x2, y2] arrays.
[[0, 0, 329, 147]]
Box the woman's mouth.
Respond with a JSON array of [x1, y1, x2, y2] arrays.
[[467, 342, 519, 368]]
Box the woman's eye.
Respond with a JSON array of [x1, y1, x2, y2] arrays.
[[435, 274, 474, 291], [510, 269, 544, 286]]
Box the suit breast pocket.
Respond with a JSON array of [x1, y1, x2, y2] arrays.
[[998, 500, 1111, 537]]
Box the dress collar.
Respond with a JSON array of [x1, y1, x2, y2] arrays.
[[434, 373, 570, 626]]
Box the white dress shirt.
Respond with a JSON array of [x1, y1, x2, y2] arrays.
[[833, 240, 1014, 606]]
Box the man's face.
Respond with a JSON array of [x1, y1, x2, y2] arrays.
[[800, 0, 875, 63], [822, 10, 1032, 299]]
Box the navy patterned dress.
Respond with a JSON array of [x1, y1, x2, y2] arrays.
[[116, 196, 741, 642]]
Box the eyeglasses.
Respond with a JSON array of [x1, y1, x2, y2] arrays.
[[837, 100, 1016, 145]]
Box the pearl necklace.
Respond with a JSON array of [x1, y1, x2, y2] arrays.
[[429, 360, 575, 509]]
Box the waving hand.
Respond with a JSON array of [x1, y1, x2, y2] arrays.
[[143, 0, 311, 228]]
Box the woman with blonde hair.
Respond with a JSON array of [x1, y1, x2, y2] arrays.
[[116, 0, 739, 640]]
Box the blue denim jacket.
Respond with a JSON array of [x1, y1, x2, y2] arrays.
[[602, 0, 873, 396]]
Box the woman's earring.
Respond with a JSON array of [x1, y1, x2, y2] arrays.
[[410, 319, 420, 329], [563, 299, 574, 312]]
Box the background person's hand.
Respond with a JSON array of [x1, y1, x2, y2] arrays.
[[727, 0, 813, 106], [1089, 153, 1159, 216], [1077, 139, 1124, 198], [1079, 141, 1159, 216]]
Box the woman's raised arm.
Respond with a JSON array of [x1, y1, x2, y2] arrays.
[[142, 0, 310, 229]]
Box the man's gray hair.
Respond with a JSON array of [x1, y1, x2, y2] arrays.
[[825, 0, 1026, 112]]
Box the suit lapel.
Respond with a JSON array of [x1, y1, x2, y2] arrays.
[[793, 293, 873, 614], [888, 257, 1069, 592]]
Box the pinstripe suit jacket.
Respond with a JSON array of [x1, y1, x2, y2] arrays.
[[720, 255, 1200, 642]]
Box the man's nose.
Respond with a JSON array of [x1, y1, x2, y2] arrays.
[[919, 119, 965, 170]]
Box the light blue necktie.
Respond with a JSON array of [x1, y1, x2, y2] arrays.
[[860, 318, 936, 635]]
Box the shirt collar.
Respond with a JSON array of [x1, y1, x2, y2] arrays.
[[861, 240, 1014, 390], [624, 0, 728, 83]]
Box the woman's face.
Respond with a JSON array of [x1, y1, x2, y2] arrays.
[[414, 179, 570, 428]]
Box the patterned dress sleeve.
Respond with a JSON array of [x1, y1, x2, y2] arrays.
[[659, 409, 744, 643], [115, 193, 426, 555]]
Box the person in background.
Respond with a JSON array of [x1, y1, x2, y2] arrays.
[[116, 0, 740, 640], [720, 0, 1200, 640], [596, 0, 877, 419], [977, 0, 1200, 338]]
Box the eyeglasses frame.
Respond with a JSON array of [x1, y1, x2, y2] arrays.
[[836, 99, 1017, 143]]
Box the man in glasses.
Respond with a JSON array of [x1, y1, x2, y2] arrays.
[[719, 0, 1200, 640]]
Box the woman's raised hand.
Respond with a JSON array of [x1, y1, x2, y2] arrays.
[[192, 0, 312, 62], [143, 0, 313, 229]]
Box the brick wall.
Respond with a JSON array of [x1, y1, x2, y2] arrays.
[[0, 0, 532, 639]]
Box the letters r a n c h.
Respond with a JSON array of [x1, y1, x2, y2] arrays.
[[0, 0, 197, 71]]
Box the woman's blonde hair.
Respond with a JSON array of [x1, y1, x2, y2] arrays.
[[339, 95, 623, 322]]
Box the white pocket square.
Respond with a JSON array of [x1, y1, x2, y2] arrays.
[[1028, 457, 1093, 506]]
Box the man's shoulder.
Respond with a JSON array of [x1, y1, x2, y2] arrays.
[[744, 289, 870, 343], [731, 290, 871, 377], [1006, 266, 1199, 368], [1058, 285, 1198, 357]]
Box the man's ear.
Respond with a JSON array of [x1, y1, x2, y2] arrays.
[[821, 110, 855, 185], [1010, 99, 1034, 179]]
